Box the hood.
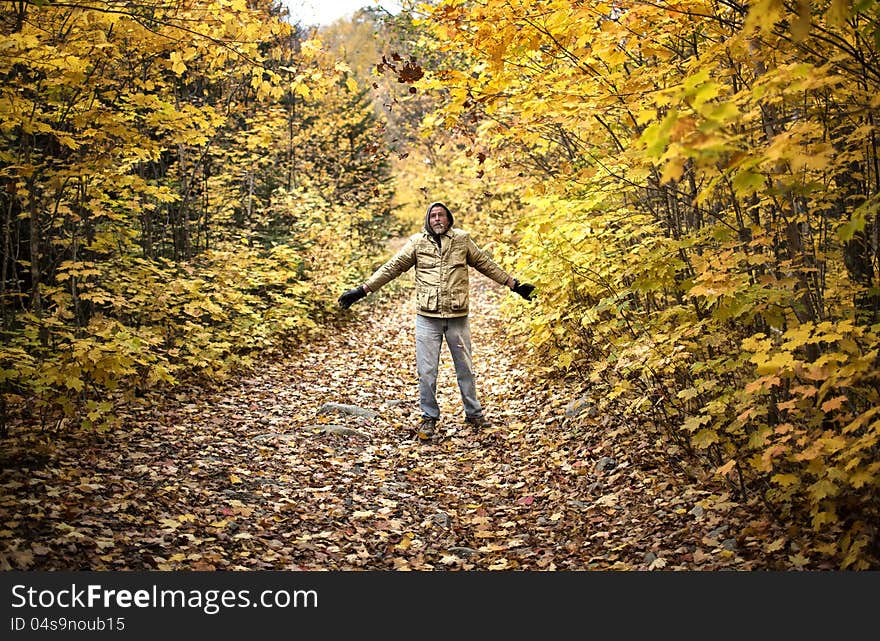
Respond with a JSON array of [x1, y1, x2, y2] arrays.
[[425, 201, 454, 239]]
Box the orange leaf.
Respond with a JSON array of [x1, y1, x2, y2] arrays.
[[821, 395, 847, 412], [715, 460, 737, 477]]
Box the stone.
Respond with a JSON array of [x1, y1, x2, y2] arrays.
[[305, 424, 369, 438], [564, 395, 598, 419], [317, 402, 379, 419]]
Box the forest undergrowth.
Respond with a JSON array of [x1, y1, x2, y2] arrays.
[[0, 279, 808, 571]]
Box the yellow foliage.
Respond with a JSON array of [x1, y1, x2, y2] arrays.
[[415, 0, 880, 568]]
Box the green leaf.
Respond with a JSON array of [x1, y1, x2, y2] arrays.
[[638, 111, 678, 159]]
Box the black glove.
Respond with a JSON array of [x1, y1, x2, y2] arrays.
[[338, 286, 367, 309], [512, 279, 536, 301]]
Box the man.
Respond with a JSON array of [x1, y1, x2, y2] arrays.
[[338, 201, 535, 441]]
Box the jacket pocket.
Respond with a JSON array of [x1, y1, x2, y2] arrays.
[[417, 287, 439, 313], [450, 285, 468, 312]]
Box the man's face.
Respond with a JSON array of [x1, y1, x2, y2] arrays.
[[429, 206, 450, 235]]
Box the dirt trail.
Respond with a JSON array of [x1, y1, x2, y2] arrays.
[[0, 279, 789, 571]]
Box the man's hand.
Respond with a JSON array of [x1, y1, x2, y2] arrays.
[[338, 286, 367, 309], [512, 280, 536, 301]]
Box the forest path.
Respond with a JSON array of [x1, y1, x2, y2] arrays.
[[0, 279, 790, 570]]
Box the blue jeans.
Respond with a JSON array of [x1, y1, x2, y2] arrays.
[[415, 314, 483, 420]]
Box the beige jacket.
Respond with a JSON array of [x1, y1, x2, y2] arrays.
[[364, 226, 512, 318]]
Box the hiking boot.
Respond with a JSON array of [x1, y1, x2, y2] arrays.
[[417, 417, 437, 440], [465, 415, 491, 429]]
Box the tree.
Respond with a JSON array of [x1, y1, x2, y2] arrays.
[[414, 0, 880, 568]]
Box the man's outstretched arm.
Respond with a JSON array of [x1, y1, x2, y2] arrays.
[[338, 285, 367, 309], [510, 279, 536, 301], [466, 237, 536, 301], [337, 238, 417, 309]]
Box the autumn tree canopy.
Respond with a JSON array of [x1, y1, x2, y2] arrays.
[[404, 0, 880, 569]]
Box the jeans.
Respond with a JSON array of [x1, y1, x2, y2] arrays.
[[415, 314, 483, 420]]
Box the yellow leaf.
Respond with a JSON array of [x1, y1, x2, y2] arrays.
[[765, 537, 787, 552], [753, 351, 796, 375], [811, 510, 837, 528], [682, 414, 710, 432], [808, 478, 838, 501], [745, 0, 784, 35], [771, 473, 800, 487], [703, 101, 740, 124], [345, 76, 358, 93], [229, 474, 242, 484], [660, 156, 684, 184], [818, 435, 847, 454], [849, 469, 874, 489], [692, 428, 719, 449], [170, 52, 186, 75]]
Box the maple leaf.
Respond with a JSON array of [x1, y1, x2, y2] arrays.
[[820, 396, 847, 412], [765, 538, 787, 553], [788, 553, 810, 569]]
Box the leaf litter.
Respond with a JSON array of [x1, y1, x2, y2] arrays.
[[0, 281, 803, 570]]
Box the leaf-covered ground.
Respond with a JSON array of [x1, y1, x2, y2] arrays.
[[1, 280, 806, 570]]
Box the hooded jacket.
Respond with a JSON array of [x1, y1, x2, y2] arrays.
[[363, 201, 512, 318]]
